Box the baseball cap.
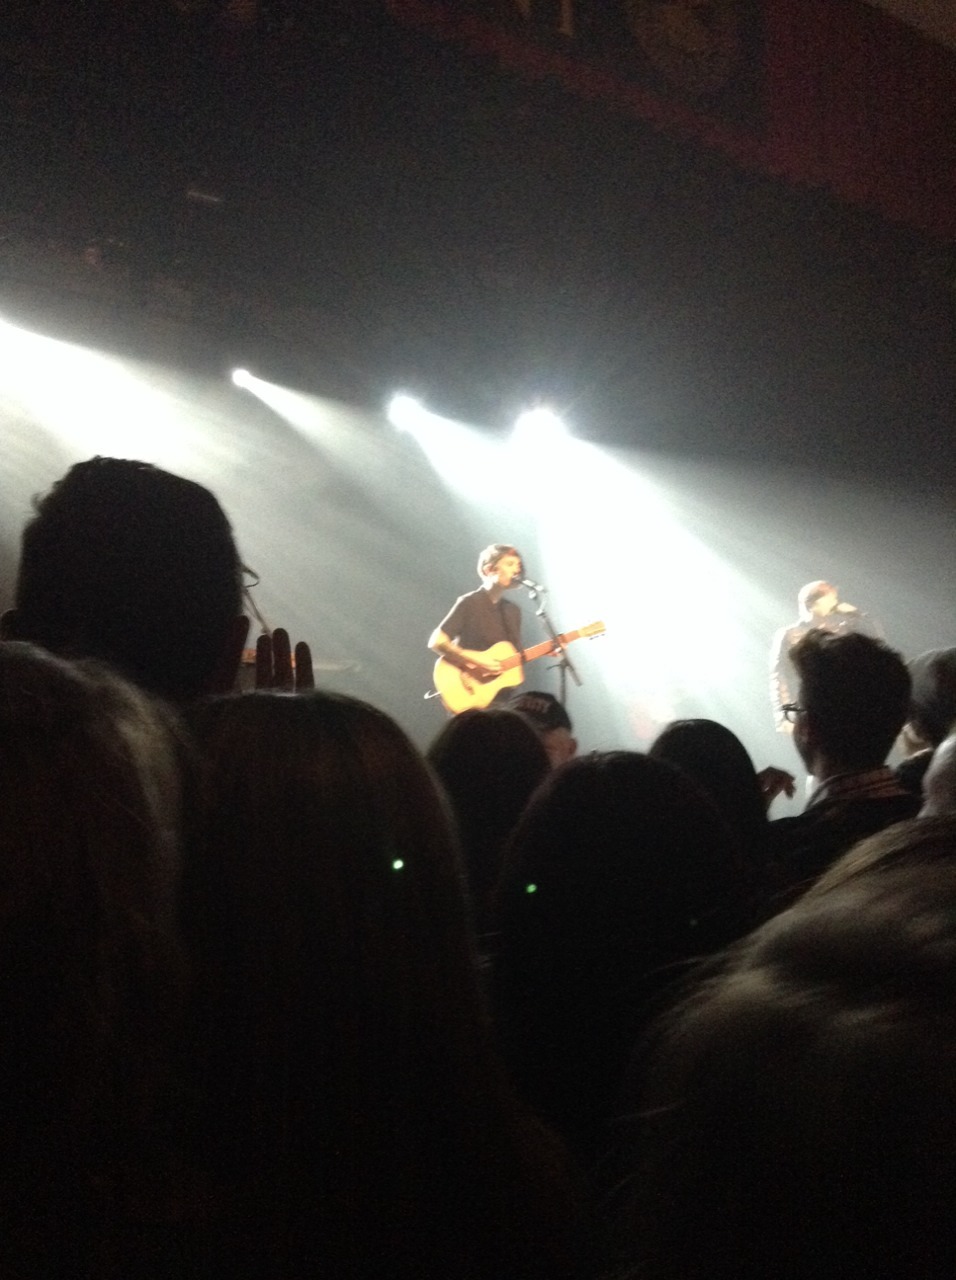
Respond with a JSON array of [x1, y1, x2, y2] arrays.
[[512, 690, 573, 733]]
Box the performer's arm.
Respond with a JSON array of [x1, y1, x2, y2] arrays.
[[428, 627, 501, 676]]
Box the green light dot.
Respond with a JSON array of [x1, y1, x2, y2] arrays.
[[525, 883, 537, 894], [392, 859, 404, 871]]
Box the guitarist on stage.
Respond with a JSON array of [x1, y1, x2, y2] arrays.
[[428, 543, 525, 699]]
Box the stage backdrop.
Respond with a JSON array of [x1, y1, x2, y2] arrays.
[[388, 0, 956, 241]]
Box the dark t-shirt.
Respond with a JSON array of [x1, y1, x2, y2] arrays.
[[439, 589, 522, 655]]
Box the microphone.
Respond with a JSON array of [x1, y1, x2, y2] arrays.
[[518, 577, 547, 593], [834, 602, 859, 614]]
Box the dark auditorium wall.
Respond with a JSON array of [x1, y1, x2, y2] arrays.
[[0, 0, 952, 477]]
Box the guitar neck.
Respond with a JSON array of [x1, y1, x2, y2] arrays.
[[503, 631, 581, 671]]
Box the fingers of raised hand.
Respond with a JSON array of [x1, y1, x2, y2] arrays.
[[255, 628, 293, 690], [255, 632, 274, 689], [254, 630, 313, 693], [293, 641, 315, 692], [271, 628, 295, 691]]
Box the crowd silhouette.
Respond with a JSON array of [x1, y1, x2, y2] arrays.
[[1, 456, 954, 1278]]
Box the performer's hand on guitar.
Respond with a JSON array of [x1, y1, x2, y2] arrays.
[[255, 628, 315, 693], [465, 655, 501, 678], [432, 622, 604, 714], [446, 644, 500, 679]]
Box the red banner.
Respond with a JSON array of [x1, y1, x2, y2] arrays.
[[387, 0, 956, 240]]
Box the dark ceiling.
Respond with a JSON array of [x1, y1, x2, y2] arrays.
[[1, 1, 953, 479]]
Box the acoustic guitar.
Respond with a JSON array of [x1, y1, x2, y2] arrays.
[[433, 621, 606, 714]]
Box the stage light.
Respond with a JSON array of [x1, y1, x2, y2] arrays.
[[512, 405, 569, 446], [386, 393, 426, 431], [232, 368, 254, 389]]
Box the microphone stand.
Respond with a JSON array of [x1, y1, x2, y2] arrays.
[[524, 583, 582, 707]]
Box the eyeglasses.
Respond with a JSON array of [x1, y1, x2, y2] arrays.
[[781, 703, 804, 724]]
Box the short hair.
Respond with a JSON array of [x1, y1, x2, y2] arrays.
[[791, 629, 910, 768], [477, 543, 522, 580], [797, 579, 836, 615], [11, 457, 242, 701]]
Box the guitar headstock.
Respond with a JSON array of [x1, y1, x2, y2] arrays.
[[580, 621, 606, 639]]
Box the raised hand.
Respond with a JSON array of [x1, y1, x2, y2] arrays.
[[756, 765, 797, 808], [254, 628, 315, 693]]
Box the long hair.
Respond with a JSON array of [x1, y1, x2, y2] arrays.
[[0, 642, 185, 1273], [650, 718, 769, 877], [185, 690, 584, 1278], [427, 707, 550, 935], [492, 751, 741, 1167], [624, 831, 956, 1279]]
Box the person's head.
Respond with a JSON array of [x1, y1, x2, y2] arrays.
[[477, 543, 523, 588], [511, 690, 578, 768], [492, 751, 741, 1152], [189, 689, 483, 1052], [797, 579, 838, 621], [627, 846, 956, 1279], [3, 457, 246, 702], [790, 629, 910, 773], [185, 689, 582, 1275], [186, 695, 503, 1159], [649, 719, 768, 867], [426, 707, 550, 926], [921, 733, 956, 817], [0, 642, 185, 1231], [496, 751, 741, 976], [905, 647, 956, 751]]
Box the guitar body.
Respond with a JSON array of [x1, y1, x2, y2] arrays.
[[432, 621, 606, 715], [433, 642, 525, 714]]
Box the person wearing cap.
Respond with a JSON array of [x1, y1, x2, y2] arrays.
[[511, 689, 578, 768], [769, 580, 880, 733]]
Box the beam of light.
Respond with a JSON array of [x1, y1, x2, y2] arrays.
[[234, 372, 328, 432], [389, 400, 504, 502], [509, 438, 756, 746], [386, 393, 427, 431], [229, 373, 387, 477], [511, 405, 570, 449], [0, 317, 208, 472]]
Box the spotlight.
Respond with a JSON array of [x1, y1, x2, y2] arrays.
[[512, 405, 569, 444], [232, 368, 254, 390], [386, 393, 426, 431]]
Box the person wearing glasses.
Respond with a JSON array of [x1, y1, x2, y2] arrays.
[[770, 580, 880, 733], [767, 630, 920, 899]]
